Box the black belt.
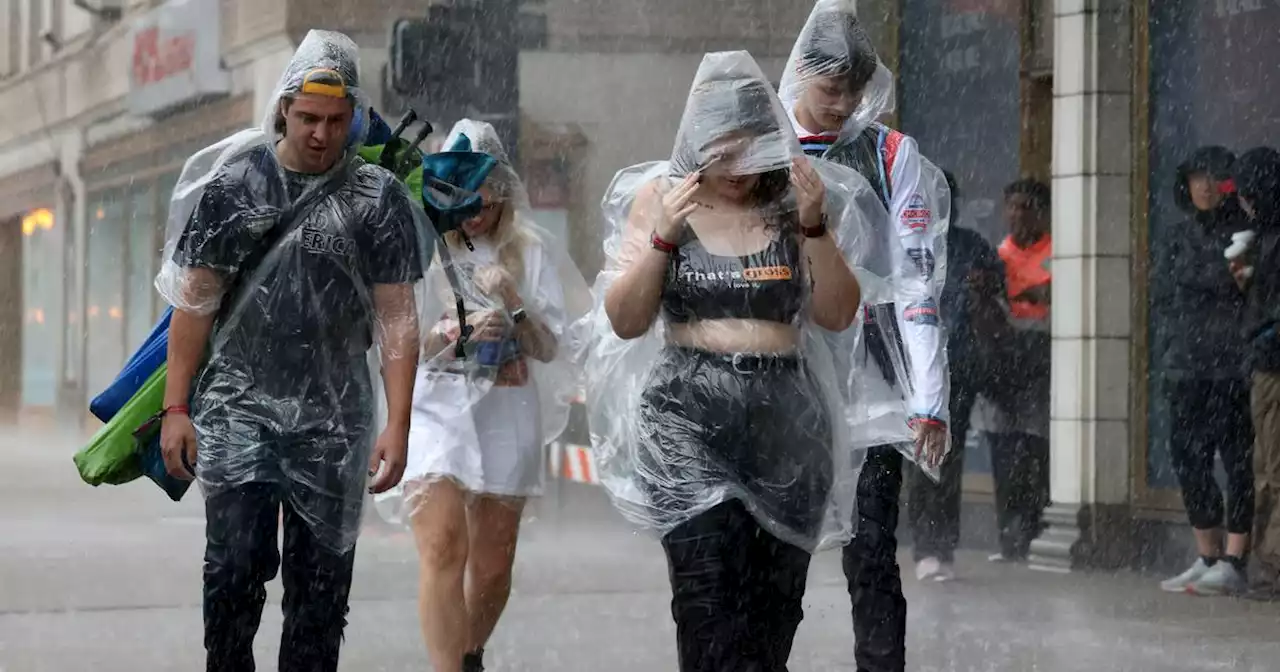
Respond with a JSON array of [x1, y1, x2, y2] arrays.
[[672, 347, 801, 374]]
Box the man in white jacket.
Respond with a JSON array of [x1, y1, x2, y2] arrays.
[[779, 3, 950, 670]]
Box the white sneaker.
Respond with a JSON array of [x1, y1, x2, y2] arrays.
[[916, 557, 957, 582], [916, 557, 941, 581], [1188, 561, 1248, 596], [1160, 558, 1212, 593]]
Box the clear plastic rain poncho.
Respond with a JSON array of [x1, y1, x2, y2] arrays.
[[373, 120, 592, 520], [154, 31, 436, 553], [780, 0, 953, 478], [578, 51, 899, 552]]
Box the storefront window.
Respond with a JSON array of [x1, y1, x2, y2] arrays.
[[899, 0, 1022, 245], [20, 207, 58, 407], [1145, 2, 1280, 490], [126, 183, 158, 350], [86, 190, 127, 398]]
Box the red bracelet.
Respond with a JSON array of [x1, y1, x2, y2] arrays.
[[650, 231, 678, 254], [908, 415, 946, 430], [165, 405, 190, 416]]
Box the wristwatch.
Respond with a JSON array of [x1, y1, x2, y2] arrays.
[[511, 307, 528, 324]]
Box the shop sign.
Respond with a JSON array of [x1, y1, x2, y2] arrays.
[[128, 0, 230, 117]]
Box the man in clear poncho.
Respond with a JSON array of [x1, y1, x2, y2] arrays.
[[154, 31, 428, 671], [779, 2, 952, 670], [582, 50, 898, 670]]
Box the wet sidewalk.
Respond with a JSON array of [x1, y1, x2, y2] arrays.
[[880, 550, 1280, 672], [3, 428, 1279, 670]]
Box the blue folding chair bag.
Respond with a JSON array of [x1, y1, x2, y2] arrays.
[[90, 306, 173, 423]]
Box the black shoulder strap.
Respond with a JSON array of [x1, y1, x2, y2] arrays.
[[215, 164, 351, 325]]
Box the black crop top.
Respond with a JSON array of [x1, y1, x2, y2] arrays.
[[661, 229, 806, 324]]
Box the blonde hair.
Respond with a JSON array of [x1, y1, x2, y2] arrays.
[[440, 166, 532, 283]]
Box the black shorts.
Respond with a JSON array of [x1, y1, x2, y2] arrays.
[[637, 347, 834, 548]]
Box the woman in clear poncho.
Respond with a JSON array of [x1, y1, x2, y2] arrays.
[[384, 120, 590, 672], [588, 51, 873, 670]]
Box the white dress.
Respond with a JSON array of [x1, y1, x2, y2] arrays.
[[402, 237, 568, 498]]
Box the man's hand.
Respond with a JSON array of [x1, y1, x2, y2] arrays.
[[368, 424, 409, 494], [913, 421, 948, 469], [160, 412, 198, 480]]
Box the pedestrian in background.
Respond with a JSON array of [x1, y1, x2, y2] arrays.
[[908, 169, 1005, 582], [978, 178, 1052, 564], [1154, 146, 1255, 596], [1232, 146, 1280, 601]]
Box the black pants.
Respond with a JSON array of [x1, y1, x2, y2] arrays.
[[1169, 378, 1255, 533], [907, 379, 978, 563], [987, 432, 1050, 558], [662, 500, 812, 672], [204, 483, 357, 672], [842, 445, 906, 672]]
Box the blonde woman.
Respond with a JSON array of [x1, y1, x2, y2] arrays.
[[387, 120, 589, 672]]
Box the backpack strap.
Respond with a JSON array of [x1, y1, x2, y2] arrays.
[[873, 126, 891, 205], [214, 158, 352, 328]]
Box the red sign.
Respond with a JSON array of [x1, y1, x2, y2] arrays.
[[132, 26, 196, 86]]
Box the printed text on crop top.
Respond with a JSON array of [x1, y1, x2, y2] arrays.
[[661, 228, 805, 324]]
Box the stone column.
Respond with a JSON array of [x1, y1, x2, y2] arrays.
[[1030, 0, 1135, 573]]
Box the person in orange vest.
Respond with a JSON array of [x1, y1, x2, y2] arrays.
[[999, 179, 1052, 327], [976, 178, 1052, 563]]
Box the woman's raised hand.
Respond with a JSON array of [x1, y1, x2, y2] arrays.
[[656, 173, 701, 241], [790, 157, 826, 232]]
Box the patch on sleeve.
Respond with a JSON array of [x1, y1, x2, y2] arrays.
[[906, 247, 936, 280], [901, 193, 931, 233], [903, 298, 940, 326]]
